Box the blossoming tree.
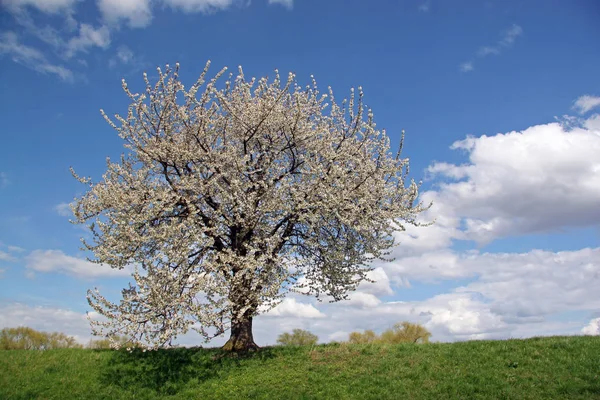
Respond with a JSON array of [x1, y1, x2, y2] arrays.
[[72, 61, 430, 351]]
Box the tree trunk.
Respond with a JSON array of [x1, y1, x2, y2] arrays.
[[221, 311, 259, 352]]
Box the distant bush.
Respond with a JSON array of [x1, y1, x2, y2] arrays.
[[87, 335, 135, 349], [348, 322, 431, 344], [0, 327, 82, 350], [277, 329, 318, 346], [348, 329, 378, 344]]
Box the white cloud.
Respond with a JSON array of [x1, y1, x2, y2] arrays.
[[582, 318, 600, 335], [584, 114, 600, 131], [268, 0, 292, 9], [0, 31, 74, 81], [477, 46, 500, 56], [384, 249, 470, 283], [116, 45, 133, 63], [385, 243, 600, 315], [477, 24, 522, 56], [339, 292, 382, 308], [418, 2, 429, 12], [459, 62, 473, 72], [462, 24, 522, 72], [426, 120, 600, 243], [357, 267, 394, 296], [423, 294, 507, 338], [0, 251, 16, 262], [392, 198, 463, 258], [573, 95, 600, 115], [378, 245, 600, 336], [162, 0, 235, 13], [25, 249, 133, 278], [277, 246, 600, 341], [66, 24, 110, 58], [456, 248, 600, 318], [97, 0, 152, 28], [0, 242, 24, 254], [264, 298, 326, 319], [0, 303, 92, 344], [54, 202, 72, 217], [1, 0, 78, 14], [499, 24, 522, 47], [108, 45, 145, 69]]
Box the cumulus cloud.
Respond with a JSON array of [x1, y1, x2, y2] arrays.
[[426, 120, 600, 243], [98, 0, 247, 28], [264, 298, 326, 319], [97, 0, 153, 28], [456, 248, 600, 318], [384, 243, 600, 312], [25, 249, 133, 278], [357, 267, 394, 296], [367, 244, 600, 341], [1, 0, 78, 14], [268, 0, 292, 9], [341, 292, 382, 308], [585, 114, 600, 131], [582, 318, 600, 335], [0, 31, 73, 81], [65, 24, 111, 58], [573, 95, 600, 115], [422, 294, 507, 339]]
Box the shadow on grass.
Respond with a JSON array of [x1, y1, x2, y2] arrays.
[[100, 346, 277, 395]]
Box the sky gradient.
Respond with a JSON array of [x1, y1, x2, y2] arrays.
[[1, 0, 599, 346]]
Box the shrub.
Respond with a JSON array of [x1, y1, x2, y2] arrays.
[[0, 327, 82, 350], [348, 322, 431, 344], [277, 329, 318, 346], [87, 335, 135, 349], [348, 329, 378, 344], [380, 322, 431, 344]]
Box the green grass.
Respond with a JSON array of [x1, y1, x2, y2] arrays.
[[1, 336, 599, 399]]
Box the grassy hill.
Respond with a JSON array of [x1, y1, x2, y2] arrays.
[[1, 335, 599, 399]]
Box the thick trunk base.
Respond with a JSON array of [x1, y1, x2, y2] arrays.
[[221, 315, 259, 352], [221, 338, 260, 352]]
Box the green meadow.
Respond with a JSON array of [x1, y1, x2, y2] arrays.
[[1, 335, 599, 399]]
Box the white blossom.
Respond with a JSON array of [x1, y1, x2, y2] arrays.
[[72, 61, 431, 350]]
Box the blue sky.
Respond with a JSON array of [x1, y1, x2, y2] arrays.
[[1, 0, 599, 345]]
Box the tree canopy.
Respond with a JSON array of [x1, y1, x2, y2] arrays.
[[72, 61, 430, 351]]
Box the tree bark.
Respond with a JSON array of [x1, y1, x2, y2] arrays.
[[221, 311, 259, 352]]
